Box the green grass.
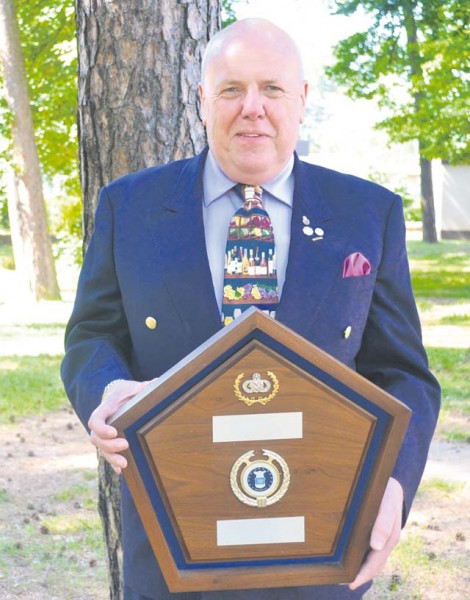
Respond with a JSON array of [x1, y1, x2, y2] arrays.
[[53, 482, 97, 510], [426, 347, 470, 440], [0, 322, 66, 339], [0, 517, 106, 593], [25, 322, 66, 331], [405, 240, 470, 441], [407, 240, 470, 298], [53, 483, 91, 502], [427, 347, 470, 410], [41, 512, 101, 535], [417, 478, 465, 498], [438, 313, 470, 325], [382, 532, 465, 593], [0, 355, 67, 423]]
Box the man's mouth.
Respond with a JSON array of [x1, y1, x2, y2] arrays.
[[238, 133, 266, 138]]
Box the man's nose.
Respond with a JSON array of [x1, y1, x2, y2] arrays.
[[240, 88, 265, 119]]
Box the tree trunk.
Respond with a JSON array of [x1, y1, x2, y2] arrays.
[[75, 1, 220, 596], [0, 0, 61, 300], [420, 151, 438, 243], [402, 2, 438, 244]]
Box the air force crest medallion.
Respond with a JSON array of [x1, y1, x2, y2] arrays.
[[230, 449, 290, 508]]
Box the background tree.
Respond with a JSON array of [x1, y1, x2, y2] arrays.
[[326, 0, 470, 243], [75, 0, 220, 596], [0, 0, 87, 270], [12, 0, 79, 194], [0, 0, 61, 299]]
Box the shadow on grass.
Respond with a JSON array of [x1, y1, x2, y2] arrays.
[[407, 240, 470, 299]]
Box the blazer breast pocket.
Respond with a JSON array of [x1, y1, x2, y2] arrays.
[[340, 271, 376, 294]]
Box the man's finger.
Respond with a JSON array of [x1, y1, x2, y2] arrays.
[[100, 448, 128, 473], [370, 479, 402, 550], [349, 478, 403, 589], [349, 545, 387, 590], [88, 402, 119, 437], [90, 430, 129, 453], [350, 507, 401, 590]]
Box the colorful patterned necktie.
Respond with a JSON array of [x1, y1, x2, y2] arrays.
[[222, 184, 278, 326]]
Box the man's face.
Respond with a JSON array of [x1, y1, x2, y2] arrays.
[[199, 35, 308, 184]]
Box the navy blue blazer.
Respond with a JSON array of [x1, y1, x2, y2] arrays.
[[62, 149, 440, 598]]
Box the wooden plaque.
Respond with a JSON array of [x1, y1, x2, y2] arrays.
[[110, 307, 411, 592]]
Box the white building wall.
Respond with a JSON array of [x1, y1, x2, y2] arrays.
[[438, 164, 470, 239]]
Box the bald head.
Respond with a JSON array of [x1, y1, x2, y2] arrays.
[[201, 18, 304, 85], [198, 18, 308, 184]]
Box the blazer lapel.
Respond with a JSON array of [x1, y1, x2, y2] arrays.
[[145, 150, 222, 346], [276, 158, 341, 335], [143, 151, 351, 347]]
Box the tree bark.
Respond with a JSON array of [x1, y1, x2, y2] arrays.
[[75, 1, 220, 596], [420, 151, 438, 243], [76, 0, 219, 243], [0, 0, 61, 300], [402, 1, 438, 243]]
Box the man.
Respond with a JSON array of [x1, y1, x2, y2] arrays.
[[61, 18, 440, 600]]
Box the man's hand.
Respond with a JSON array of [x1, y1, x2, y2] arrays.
[[349, 477, 403, 590], [88, 379, 152, 475]]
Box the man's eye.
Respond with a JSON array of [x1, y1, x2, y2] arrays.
[[220, 87, 240, 97], [264, 86, 283, 97]]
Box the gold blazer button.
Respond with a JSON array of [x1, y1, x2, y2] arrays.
[[343, 325, 352, 339], [145, 316, 157, 330]]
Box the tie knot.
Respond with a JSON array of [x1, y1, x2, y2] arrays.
[[242, 184, 264, 211]]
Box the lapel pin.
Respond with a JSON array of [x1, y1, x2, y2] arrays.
[[302, 217, 325, 241], [303, 225, 314, 236], [311, 227, 324, 241], [302, 215, 314, 237], [302, 216, 314, 236]]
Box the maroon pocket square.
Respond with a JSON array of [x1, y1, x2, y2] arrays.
[[343, 252, 372, 278]]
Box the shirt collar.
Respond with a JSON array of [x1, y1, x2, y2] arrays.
[[203, 150, 294, 208]]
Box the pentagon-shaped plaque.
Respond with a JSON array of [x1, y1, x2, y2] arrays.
[[110, 307, 411, 592]]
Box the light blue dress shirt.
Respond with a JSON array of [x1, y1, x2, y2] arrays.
[[202, 151, 294, 314]]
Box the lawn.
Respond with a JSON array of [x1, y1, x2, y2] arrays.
[[408, 240, 470, 298], [407, 239, 470, 440], [0, 355, 66, 423]]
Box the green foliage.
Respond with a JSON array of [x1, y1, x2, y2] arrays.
[[16, 0, 78, 189], [0, 0, 80, 208], [368, 170, 421, 221], [52, 194, 83, 265], [0, 241, 15, 269], [221, 0, 239, 26], [326, 1, 470, 164], [0, 185, 8, 228]]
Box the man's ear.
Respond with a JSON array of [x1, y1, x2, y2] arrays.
[[299, 80, 309, 124], [198, 84, 206, 126]]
